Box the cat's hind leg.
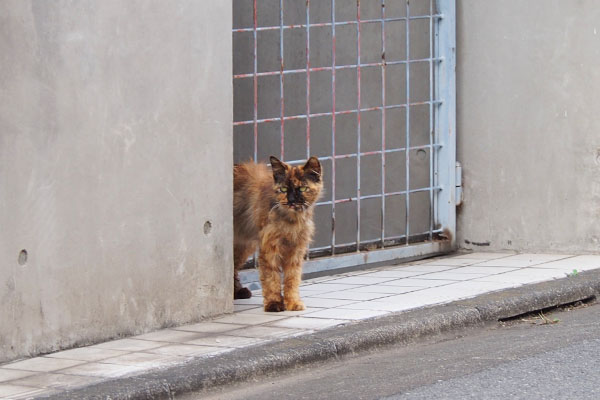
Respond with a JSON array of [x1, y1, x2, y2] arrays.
[[234, 272, 252, 299], [234, 243, 255, 299]]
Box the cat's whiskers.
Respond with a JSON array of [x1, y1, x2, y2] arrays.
[[269, 202, 282, 214]]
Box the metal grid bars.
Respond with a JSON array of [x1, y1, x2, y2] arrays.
[[233, 0, 456, 262]]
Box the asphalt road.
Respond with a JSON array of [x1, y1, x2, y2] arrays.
[[188, 300, 600, 400]]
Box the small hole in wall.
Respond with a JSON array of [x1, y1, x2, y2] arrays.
[[416, 149, 427, 161], [203, 221, 212, 235], [18, 249, 28, 266]]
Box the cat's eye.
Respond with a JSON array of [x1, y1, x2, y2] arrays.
[[298, 186, 308, 192], [280, 187, 288, 193]]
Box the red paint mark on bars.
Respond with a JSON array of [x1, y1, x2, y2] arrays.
[[253, 0, 258, 161]]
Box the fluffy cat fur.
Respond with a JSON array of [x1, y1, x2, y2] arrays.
[[233, 156, 323, 312]]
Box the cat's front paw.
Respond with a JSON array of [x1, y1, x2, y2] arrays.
[[284, 300, 305, 311], [264, 300, 285, 312]]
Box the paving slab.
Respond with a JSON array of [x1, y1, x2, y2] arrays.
[[3, 252, 600, 399]]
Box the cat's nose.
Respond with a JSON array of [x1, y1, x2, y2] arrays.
[[287, 191, 296, 203]]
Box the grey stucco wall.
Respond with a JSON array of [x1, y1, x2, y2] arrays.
[[456, 1, 600, 252], [0, 1, 232, 362]]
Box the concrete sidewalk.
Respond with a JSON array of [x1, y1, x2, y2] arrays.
[[2, 252, 600, 399]]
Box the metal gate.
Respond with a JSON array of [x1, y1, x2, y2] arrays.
[[233, 0, 456, 275]]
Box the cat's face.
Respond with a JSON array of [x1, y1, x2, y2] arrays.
[[270, 156, 323, 213]]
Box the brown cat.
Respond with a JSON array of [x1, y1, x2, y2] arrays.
[[233, 156, 323, 312]]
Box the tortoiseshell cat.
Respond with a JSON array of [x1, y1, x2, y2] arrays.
[[233, 156, 323, 312]]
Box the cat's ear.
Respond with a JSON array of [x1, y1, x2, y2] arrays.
[[270, 156, 287, 183], [303, 156, 322, 182]]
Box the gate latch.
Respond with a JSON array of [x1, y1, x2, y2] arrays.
[[455, 161, 463, 206]]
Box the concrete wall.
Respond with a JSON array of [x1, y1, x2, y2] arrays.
[[456, 1, 600, 252], [0, 1, 232, 362]]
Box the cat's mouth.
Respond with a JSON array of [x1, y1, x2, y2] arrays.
[[284, 202, 305, 212]]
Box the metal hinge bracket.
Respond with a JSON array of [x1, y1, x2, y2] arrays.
[[455, 161, 463, 206]]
